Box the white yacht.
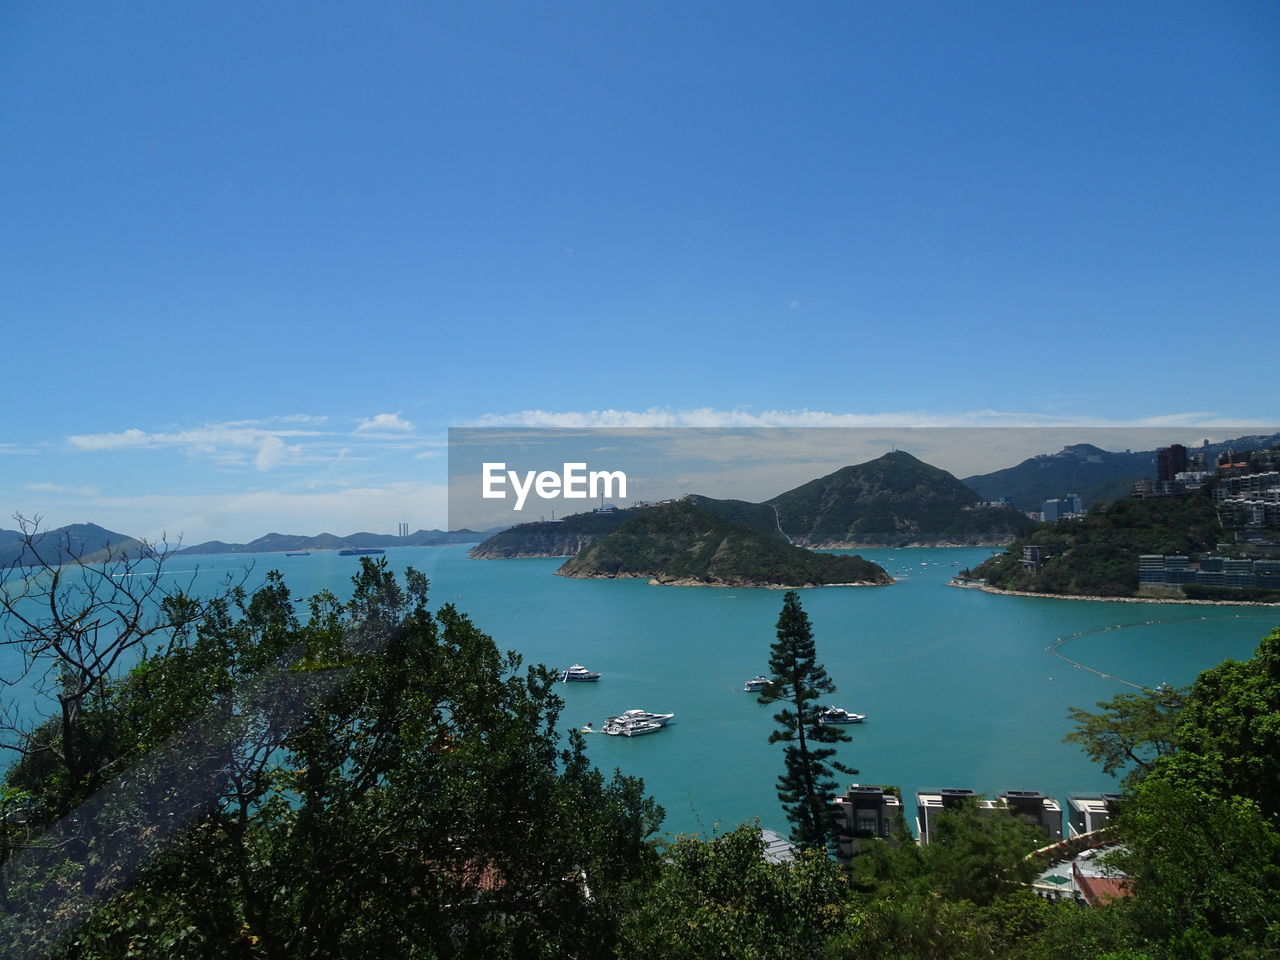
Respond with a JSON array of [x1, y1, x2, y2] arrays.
[[562, 664, 602, 682], [606, 708, 674, 727], [743, 674, 771, 692], [819, 707, 866, 724], [602, 717, 663, 737]]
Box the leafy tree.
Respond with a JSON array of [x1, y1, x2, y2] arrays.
[[845, 800, 1054, 960], [1, 559, 663, 958], [855, 797, 1043, 908], [1152, 626, 1280, 819], [620, 824, 853, 959], [922, 799, 1045, 907], [1108, 779, 1280, 959], [758, 591, 855, 852], [1054, 625, 1280, 960], [1064, 684, 1186, 791], [0, 513, 237, 814]]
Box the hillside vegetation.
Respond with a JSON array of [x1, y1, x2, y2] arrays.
[[769, 451, 1033, 547], [557, 501, 892, 587], [970, 488, 1223, 597]]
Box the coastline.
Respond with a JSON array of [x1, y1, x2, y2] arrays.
[[806, 539, 1015, 550], [476, 540, 1012, 559], [470, 551, 576, 559], [948, 581, 1280, 608], [555, 570, 892, 589]]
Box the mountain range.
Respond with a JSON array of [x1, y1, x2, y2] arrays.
[[475, 451, 1033, 558], [175, 529, 488, 556], [15, 432, 1277, 566], [963, 432, 1280, 510]]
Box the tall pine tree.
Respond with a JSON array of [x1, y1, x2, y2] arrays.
[[759, 590, 856, 851]]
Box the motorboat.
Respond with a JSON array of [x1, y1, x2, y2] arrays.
[[819, 707, 866, 724], [562, 664, 602, 682], [743, 675, 771, 692], [606, 708, 674, 727], [602, 717, 663, 737]]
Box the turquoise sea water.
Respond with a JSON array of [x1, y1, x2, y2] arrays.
[[6, 545, 1276, 838]]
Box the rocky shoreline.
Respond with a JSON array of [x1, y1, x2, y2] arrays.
[[556, 571, 892, 589], [469, 550, 576, 559], [948, 581, 1280, 607], [806, 539, 1014, 549]]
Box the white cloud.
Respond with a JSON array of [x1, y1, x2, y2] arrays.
[[356, 412, 414, 432], [59, 416, 373, 471], [68, 421, 325, 453], [24, 482, 98, 496], [68, 427, 154, 451], [471, 407, 1279, 430], [254, 436, 302, 471]]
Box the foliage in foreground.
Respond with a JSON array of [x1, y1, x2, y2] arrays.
[[2, 537, 1278, 959], [1, 560, 661, 958]]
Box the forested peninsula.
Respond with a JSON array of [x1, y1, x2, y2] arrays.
[[556, 501, 892, 588]]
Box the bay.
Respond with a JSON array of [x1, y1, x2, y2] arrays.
[[6, 545, 1275, 839]]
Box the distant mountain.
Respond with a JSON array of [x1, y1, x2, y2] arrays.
[[0, 522, 146, 568], [964, 444, 1158, 510], [177, 529, 487, 556], [473, 453, 1027, 559], [768, 451, 1034, 547], [557, 502, 892, 588], [964, 433, 1280, 510]]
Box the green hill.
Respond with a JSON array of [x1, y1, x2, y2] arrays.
[[768, 451, 1033, 547], [471, 495, 786, 560], [557, 501, 892, 588], [469, 509, 639, 558], [968, 487, 1224, 597], [0, 522, 146, 568]]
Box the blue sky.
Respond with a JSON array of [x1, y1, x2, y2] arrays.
[[2, 2, 1277, 541]]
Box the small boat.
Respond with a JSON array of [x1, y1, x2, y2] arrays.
[[819, 707, 866, 725], [602, 717, 663, 737], [284, 551, 311, 557], [743, 675, 771, 692], [562, 664, 602, 682], [606, 708, 674, 727]]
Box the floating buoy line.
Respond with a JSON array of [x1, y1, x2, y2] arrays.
[[1046, 612, 1276, 692]]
